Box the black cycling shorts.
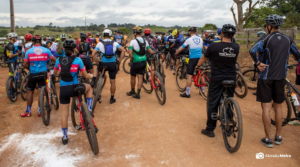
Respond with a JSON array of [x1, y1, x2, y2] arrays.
[[164, 48, 169, 55], [97, 62, 118, 79], [169, 48, 176, 61], [296, 69, 300, 85], [81, 58, 93, 71], [59, 84, 86, 104], [8, 61, 17, 75], [130, 61, 146, 76], [187, 58, 199, 75], [257, 79, 285, 103], [27, 73, 46, 91]]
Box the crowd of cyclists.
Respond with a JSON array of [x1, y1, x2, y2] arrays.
[[2, 14, 300, 152]]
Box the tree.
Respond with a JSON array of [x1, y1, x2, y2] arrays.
[[49, 22, 53, 27], [231, 0, 260, 31], [244, 6, 276, 28], [200, 23, 218, 30], [29, 30, 35, 34], [119, 27, 130, 34]]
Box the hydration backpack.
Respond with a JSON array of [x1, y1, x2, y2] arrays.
[[133, 38, 146, 56], [102, 41, 115, 58], [143, 37, 154, 50], [57, 41, 64, 55], [59, 56, 76, 82]]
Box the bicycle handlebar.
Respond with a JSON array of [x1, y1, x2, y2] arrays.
[[287, 64, 299, 69]]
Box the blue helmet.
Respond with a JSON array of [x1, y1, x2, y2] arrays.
[[217, 28, 222, 35]]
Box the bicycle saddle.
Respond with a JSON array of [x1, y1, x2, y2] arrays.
[[74, 85, 85, 93], [222, 80, 235, 87]]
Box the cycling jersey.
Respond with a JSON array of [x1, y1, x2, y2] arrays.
[[114, 35, 123, 45], [214, 37, 221, 43], [129, 37, 150, 63], [181, 35, 203, 59], [157, 35, 162, 44], [87, 37, 95, 48], [95, 39, 121, 62], [3, 42, 17, 62], [167, 35, 176, 47], [24, 45, 54, 74], [249, 31, 300, 80], [54, 57, 85, 86], [22, 42, 33, 55], [203, 38, 210, 47], [174, 34, 185, 49], [95, 37, 102, 44]]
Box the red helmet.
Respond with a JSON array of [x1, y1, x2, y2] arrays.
[[88, 32, 92, 36], [144, 28, 151, 34], [24, 33, 32, 41], [205, 32, 209, 37]]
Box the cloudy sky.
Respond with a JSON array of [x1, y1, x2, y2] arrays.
[[0, 0, 252, 27]]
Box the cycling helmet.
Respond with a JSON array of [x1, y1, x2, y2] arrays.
[[51, 38, 55, 42], [96, 33, 100, 36], [217, 28, 222, 35], [63, 39, 77, 49], [56, 38, 60, 42], [265, 14, 284, 27], [103, 29, 112, 36], [60, 33, 67, 39], [205, 32, 209, 37], [24, 34, 32, 41], [144, 28, 151, 34], [88, 32, 92, 36], [257, 31, 266, 37], [80, 32, 88, 39], [172, 29, 178, 36], [8, 32, 18, 39], [188, 26, 197, 32], [168, 29, 173, 33], [208, 33, 215, 39], [132, 26, 143, 33], [43, 37, 47, 41], [46, 40, 52, 46], [32, 35, 42, 42], [120, 32, 124, 34], [221, 24, 236, 34], [181, 31, 186, 35], [162, 32, 165, 35], [69, 36, 72, 39]]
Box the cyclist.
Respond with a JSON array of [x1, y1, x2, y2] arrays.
[[249, 15, 300, 148], [203, 33, 215, 50], [20, 35, 56, 117], [123, 32, 128, 46], [170, 29, 185, 73], [4, 33, 21, 75], [126, 26, 154, 99], [77, 32, 94, 76], [53, 39, 94, 145], [92, 29, 126, 104], [166, 29, 176, 70], [22, 34, 33, 56], [95, 33, 102, 44], [214, 28, 222, 42], [175, 27, 203, 98], [160, 32, 166, 61], [57, 33, 67, 57], [87, 32, 95, 48], [143, 29, 155, 66], [195, 24, 239, 138]]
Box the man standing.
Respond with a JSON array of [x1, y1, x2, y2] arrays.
[[249, 15, 300, 148]]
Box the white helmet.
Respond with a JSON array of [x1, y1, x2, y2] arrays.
[[8, 32, 18, 39], [20, 36, 25, 40], [103, 29, 112, 36]]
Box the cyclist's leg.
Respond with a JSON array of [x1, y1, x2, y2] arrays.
[[272, 79, 285, 137], [128, 62, 137, 95], [136, 61, 146, 95], [185, 59, 199, 95], [36, 74, 46, 115]]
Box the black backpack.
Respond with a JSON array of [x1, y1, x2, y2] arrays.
[[59, 56, 76, 82], [133, 38, 146, 56], [102, 41, 115, 58], [78, 41, 90, 54]]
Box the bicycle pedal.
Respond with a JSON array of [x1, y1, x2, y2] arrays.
[[211, 113, 219, 120], [75, 125, 82, 130]]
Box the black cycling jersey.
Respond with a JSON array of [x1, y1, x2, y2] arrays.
[[250, 31, 300, 80]]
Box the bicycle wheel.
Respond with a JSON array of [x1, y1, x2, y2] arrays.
[[92, 76, 104, 111], [236, 62, 241, 73], [242, 69, 259, 90], [81, 102, 99, 155], [198, 70, 210, 100], [271, 94, 292, 126], [40, 86, 50, 126], [158, 61, 165, 84], [20, 74, 29, 101], [71, 97, 81, 130], [122, 57, 131, 74], [165, 53, 170, 69], [175, 65, 187, 92], [142, 72, 153, 93], [234, 72, 248, 98], [51, 81, 59, 110], [154, 72, 166, 105], [5, 76, 17, 102], [221, 97, 243, 153]]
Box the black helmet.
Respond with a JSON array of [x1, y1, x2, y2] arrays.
[[208, 33, 215, 39], [43, 37, 46, 41], [162, 32, 165, 35], [257, 31, 266, 37], [46, 40, 52, 46], [221, 24, 236, 34], [188, 26, 197, 32], [265, 14, 284, 27], [63, 39, 77, 49], [80, 32, 87, 39], [168, 29, 173, 33]]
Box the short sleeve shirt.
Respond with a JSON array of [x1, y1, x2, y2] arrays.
[[95, 39, 121, 63], [181, 35, 203, 59], [129, 37, 150, 63]]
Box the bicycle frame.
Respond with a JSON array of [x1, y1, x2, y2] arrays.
[[45, 69, 53, 109], [193, 70, 209, 87], [146, 62, 162, 90], [75, 96, 96, 131], [285, 78, 300, 120]]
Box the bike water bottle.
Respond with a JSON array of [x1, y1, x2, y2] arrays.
[[291, 93, 299, 106]]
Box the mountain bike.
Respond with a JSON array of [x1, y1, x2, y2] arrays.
[[0, 54, 8, 68], [92, 62, 107, 111], [165, 52, 171, 69], [122, 56, 131, 74], [149, 52, 165, 84], [142, 61, 166, 105], [234, 71, 248, 98], [70, 85, 99, 155], [242, 64, 260, 90], [39, 65, 59, 126], [211, 80, 243, 153]]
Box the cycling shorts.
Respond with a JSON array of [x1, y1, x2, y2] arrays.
[[97, 62, 118, 79], [59, 84, 86, 104], [187, 58, 199, 75], [296, 69, 300, 85], [130, 61, 146, 76], [81, 57, 93, 71], [8, 61, 17, 75], [257, 79, 285, 103], [169, 48, 176, 61], [27, 73, 46, 91]]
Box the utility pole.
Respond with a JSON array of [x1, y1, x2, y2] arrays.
[[10, 0, 15, 32], [85, 17, 87, 33]]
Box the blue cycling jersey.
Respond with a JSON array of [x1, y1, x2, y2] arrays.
[[181, 35, 203, 59], [174, 34, 185, 49], [114, 35, 123, 45]]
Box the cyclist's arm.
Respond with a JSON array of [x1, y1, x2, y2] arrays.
[[118, 45, 125, 63], [79, 59, 93, 79], [196, 56, 208, 67], [23, 53, 29, 68], [175, 47, 184, 56], [170, 43, 175, 48], [53, 58, 59, 75], [92, 44, 101, 65], [290, 42, 300, 63], [128, 41, 134, 60], [249, 41, 264, 64]]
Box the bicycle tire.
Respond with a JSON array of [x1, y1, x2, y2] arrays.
[[5, 76, 17, 102], [71, 97, 81, 129], [175, 65, 187, 92], [122, 57, 131, 74], [142, 72, 153, 93], [40, 86, 50, 126], [158, 61, 165, 84], [51, 81, 59, 110], [154, 71, 166, 105], [92, 76, 104, 111], [81, 102, 99, 155], [222, 97, 243, 153], [198, 70, 210, 100], [236, 62, 242, 73], [271, 94, 292, 126], [20, 74, 29, 101], [242, 69, 259, 90], [234, 71, 248, 98]]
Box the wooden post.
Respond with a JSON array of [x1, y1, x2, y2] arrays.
[[10, 0, 15, 33], [246, 30, 250, 49]]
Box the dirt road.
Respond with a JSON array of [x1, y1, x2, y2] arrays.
[[0, 62, 300, 167]]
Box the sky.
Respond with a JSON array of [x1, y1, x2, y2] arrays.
[[0, 0, 252, 28]]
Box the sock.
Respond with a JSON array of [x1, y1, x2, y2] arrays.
[[111, 95, 114, 100], [137, 89, 141, 95], [186, 87, 191, 95], [62, 128, 68, 139], [38, 106, 41, 114], [92, 77, 96, 82], [86, 98, 93, 111], [26, 106, 32, 114], [131, 88, 135, 93]]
